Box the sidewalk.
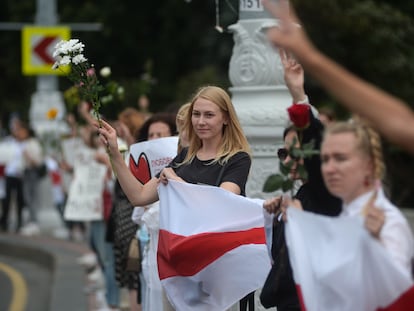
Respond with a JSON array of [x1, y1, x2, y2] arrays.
[[0, 177, 105, 311]]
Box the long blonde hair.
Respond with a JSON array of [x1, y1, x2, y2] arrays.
[[180, 86, 251, 165], [176, 102, 191, 153], [323, 119, 385, 181]]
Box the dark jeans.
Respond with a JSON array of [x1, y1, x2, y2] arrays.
[[240, 291, 255, 311], [1, 176, 25, 231]]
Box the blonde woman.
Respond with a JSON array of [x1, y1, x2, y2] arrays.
[[175, 102, 191, 153], [319, 121, 414, 275], [98, 86, 252, 309]]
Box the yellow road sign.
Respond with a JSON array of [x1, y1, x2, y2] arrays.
[[22, 26, 70, 75]]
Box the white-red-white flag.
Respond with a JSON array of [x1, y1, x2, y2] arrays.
[[285, 207, 414, 311], [157, 180, 271, 311]]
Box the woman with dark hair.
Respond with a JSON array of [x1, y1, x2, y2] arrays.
[[136, 113, 177, 143], [130, 112, 178, 311], [261, 52, 341, 310]]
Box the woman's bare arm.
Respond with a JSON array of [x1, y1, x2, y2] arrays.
[[262, 0, 414, 154], [98, 119, 159, 206]]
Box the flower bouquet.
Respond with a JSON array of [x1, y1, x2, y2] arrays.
[[52, 39, 104, 125]]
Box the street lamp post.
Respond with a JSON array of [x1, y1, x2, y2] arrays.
[[29, 0, 67, 138]]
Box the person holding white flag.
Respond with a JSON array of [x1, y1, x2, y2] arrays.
[[320, 120, 414, 275], [98, 86, 266, 310], [283, 120, 414, 310]]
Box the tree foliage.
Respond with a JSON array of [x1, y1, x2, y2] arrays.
[[1, 0, 414, 205]]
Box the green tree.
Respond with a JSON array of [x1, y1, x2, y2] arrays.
[[2, 0, 414, 205]]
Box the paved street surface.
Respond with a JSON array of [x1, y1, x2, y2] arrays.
[[0, 177, 105, 311]]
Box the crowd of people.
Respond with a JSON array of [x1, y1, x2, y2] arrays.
[[1, 1, 414, 310]]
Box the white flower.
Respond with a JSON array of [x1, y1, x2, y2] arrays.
[[101, 95, 113, 104], [52, 39, 85, 58], [72, 54, 88, 65], [117, 86, 125, 95], [100, 67, 111, 78], [53, 41, 65, 57], [59, 55, 71, 66], [69, 41, 85, 53]]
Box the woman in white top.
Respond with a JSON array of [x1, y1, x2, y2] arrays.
[[320, 120, 414, 275], [132, 112, 177, 311]]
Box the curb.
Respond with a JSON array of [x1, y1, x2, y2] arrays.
[[0, 233, 90, 311]]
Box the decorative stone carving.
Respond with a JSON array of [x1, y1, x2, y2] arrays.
[[228, 6, 290, 201], [229, 21, 284, 87]]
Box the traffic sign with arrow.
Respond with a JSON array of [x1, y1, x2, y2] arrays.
[[22, 26, 70, 75]]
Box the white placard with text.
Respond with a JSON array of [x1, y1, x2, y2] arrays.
[[64, 149, 107, 221]]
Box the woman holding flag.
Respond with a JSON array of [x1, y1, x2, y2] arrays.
[[319, 120, 414, 275], [280, 120, 414, 310], [98, 85, 253, 310]]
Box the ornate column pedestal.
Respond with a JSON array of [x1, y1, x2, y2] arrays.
[[228, 3, 290, 199], [230, 85, 290, 198]]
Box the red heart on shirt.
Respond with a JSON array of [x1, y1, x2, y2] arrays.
[[129, 152, 151, 185]]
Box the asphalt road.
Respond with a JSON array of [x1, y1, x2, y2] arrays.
[[0, 254, 51, 311]]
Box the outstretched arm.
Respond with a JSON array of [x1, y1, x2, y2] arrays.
[[98, 119, 159, 206], [262, 0, 414, 155]]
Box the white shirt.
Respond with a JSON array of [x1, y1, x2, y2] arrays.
[[341, 188, 414, 276], [5, 138, 24, 177]]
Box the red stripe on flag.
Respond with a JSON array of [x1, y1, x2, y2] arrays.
[[378, 285, 414, 311], [157, 227, 266, 279], [50, 171, 61, 185], [295, 285, 307, 311]]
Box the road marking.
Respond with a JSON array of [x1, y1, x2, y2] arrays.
[[0, 262, 28, 311]]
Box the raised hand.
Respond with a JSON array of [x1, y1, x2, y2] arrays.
[[262, 0, 315, 62], [280, 49, 306, 102], [97, 119, 120, 157], [362, 191, 385, 238]]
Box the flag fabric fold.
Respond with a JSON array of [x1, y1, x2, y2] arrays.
[[157, 180, 271, 311], [285, 207, 414, 311]]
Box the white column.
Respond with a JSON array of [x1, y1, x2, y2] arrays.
[[229, 1, 289, 199], [30, 0, 68, 143]]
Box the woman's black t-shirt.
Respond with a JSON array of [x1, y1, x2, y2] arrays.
[[167, 148, 251, 196]]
